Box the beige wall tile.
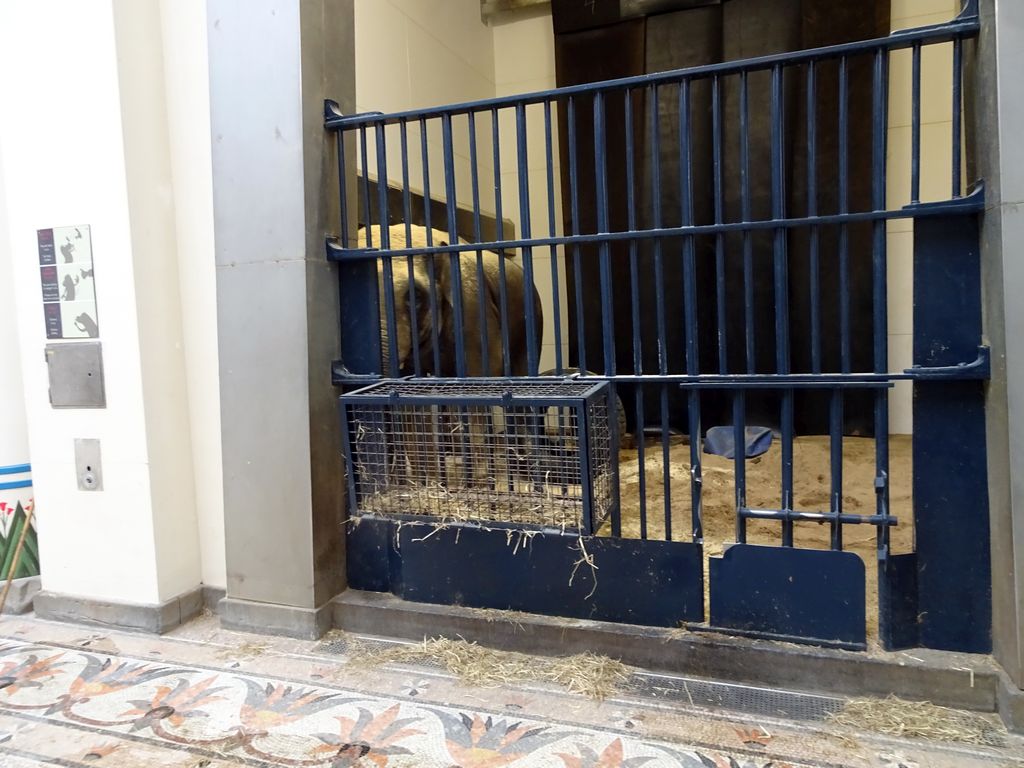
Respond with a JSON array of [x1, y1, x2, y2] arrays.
[[354, 0, 411, 114], [887, 231, 914, 336], [493, 11, 556, 86], [890, 0, 958, 24], [390, 0, 496, 84], [888, 333, 914, 434]]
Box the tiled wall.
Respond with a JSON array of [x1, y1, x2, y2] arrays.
[[356, 0, 965, 432], [354, 0, 497, 229], [493, 10, 568, 373]]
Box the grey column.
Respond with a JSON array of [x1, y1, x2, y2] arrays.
[[974, 0, 1024, 688], [208, 0, 354, 638]]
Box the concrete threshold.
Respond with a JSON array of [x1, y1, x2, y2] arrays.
[[333, 589, 1003, 716]]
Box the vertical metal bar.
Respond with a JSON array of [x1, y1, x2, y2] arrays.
[[441, 114, 466, 377], [830, 388, 844, 550], [872, 49, 892, 558], [340, 403, 360, 517], [578, 400, 595, 534], [911, 43, 922, 204], [734, 392, 747, 543], [375, 123, 400, 378], [625, 89, 647, 538], [650, 84, 671, 539], [468, 112, 490, 375], [399, 120, 422, 376], [835, 57, 851, 551], [359, 126, 374, 245], [593, 91, 620, 537], [593, 92, 616, 377], [650, 86, 668, 376], [740, 72, 755, 375], [625, 90, 642, 379], [807, 62, 822, 374], [544, 101, 564, 372], [770, 64, 794, 546], [491, 108, 513, 375], [568, 96, 587, 373], [952, 38, 963, 198], [680, 79, 703, 543], [660, 384, 672, 541], [337, 130, 350, 247], [420, 119, 443, 375], [516, 102, 540, 375], [712, 74, 727, 374], [839, 57, 851, 373]]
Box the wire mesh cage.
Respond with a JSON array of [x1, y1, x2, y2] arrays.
[[340, 378, 618, 533]]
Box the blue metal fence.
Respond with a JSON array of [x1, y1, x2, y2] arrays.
[[327, 1, 988, 652]]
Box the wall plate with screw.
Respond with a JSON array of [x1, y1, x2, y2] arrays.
[[74, 438, 103, 491]]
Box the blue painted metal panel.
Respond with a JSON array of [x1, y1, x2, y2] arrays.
[[396, 525, 704, 627], [709, 544, 866, 649], [906, 205, 990, 653], [879, 553, 919, 650], [345, 516, 396, 594]]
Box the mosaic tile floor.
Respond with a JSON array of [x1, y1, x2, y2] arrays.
[[0, 613, 1020, 768]]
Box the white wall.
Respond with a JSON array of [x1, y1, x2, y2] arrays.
[[0, 147, 33, 515], [0, 0, 160, 604], [0, 0, 207, 605]]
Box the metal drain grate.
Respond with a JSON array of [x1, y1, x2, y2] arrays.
[[630, 672, 845, 722], [316, 634, 845, 722]]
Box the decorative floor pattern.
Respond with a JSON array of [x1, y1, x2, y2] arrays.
[[0, 637, 819, 767], [0, 614, 1018, 768]]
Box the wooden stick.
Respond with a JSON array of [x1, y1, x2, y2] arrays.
[[0, 507, 35, 616]]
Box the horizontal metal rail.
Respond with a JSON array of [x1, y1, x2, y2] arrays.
[[740, 508, 898, 526], [327, 187, 984, 263]]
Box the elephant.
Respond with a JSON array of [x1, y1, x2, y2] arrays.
[[355, 223, 545, 497], [357, 223, 543, 377]]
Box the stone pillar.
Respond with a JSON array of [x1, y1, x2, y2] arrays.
[[974, 0, 1024, 724], [209, 0, 353, 638]]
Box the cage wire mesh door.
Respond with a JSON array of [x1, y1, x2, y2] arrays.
[[341, 379, 617, 534], [328, 1, 990, 651]]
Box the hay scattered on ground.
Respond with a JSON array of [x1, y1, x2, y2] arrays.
[[347, 635, 630, 700], [215, 641, 269, 662], [476, 607, 528, 630], [826, 694, 1006, 746]]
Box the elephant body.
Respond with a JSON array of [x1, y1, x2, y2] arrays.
[[357, 224, 543, 377], [355, 224, 545, 492]]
